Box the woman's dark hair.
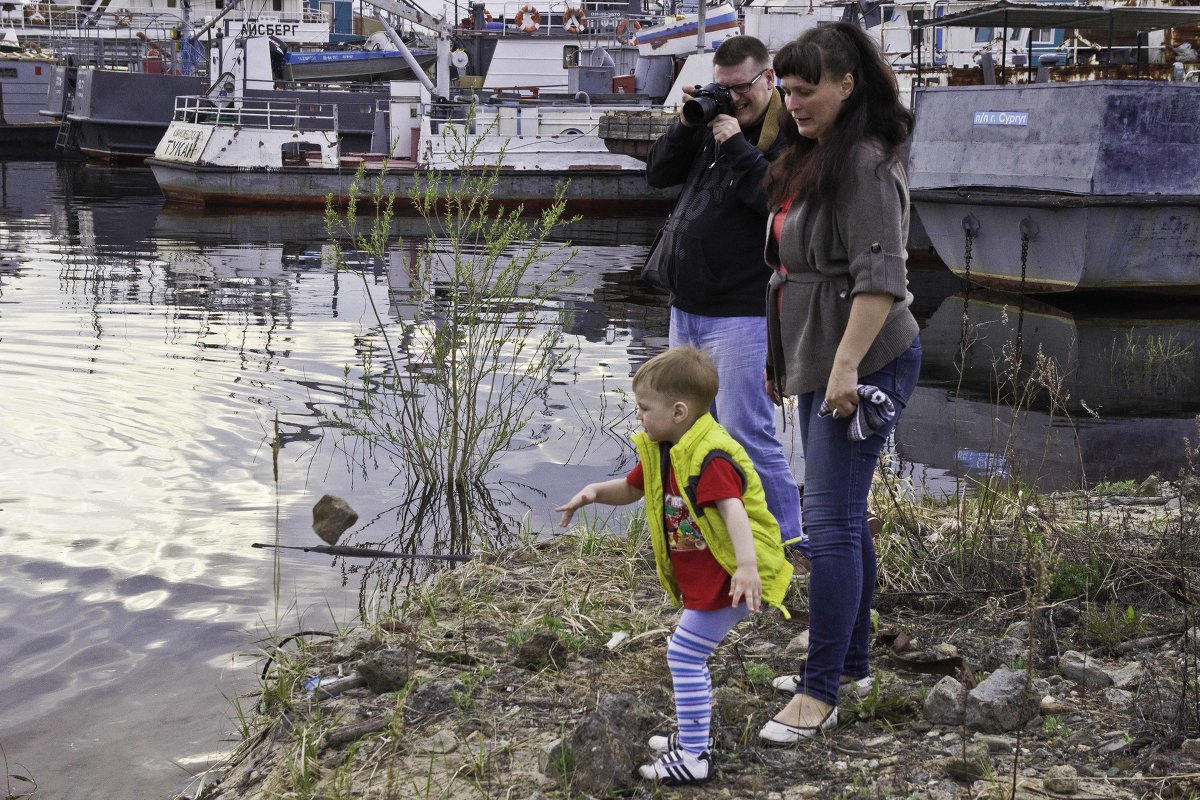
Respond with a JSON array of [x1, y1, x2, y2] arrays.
[[765, 22, 914, 208]]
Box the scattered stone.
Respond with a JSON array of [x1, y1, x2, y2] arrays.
[[943, 758, 985, 783], [1097, 736, 1130, 757], [421, 728, 459, 754], [934, 643, 959, 658], [1135, 474, 1161, 496], [1181, 738, 1200, 758], [974, 733, 1016, 753], [357, 649, 411, 694], [1051, 604, 1081, 626], [514, 631, 567, 671], [965, 667, 1041, 733], [332, 631, 380, 662], [1104, 688, 1133, 710], [1004, 621, 1030, 640], [546, 692, 654, 795], [1106, 662, 1142, 689], [405, 679, 467, 719], [1043, 764, 1079, 794], [311, 494, 358, 545], [1060, 651, 1114, 688], [925, 676, 967, 725], [782, 786, 821, 799], [785, 630, 809, 653], [1040, 695, 1070, 714]]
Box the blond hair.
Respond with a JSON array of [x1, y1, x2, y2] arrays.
[[632, 346, 719, 413]]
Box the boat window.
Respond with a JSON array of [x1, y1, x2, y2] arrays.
[[974, 26, 993, 43], [562, 46, 579, 69], [1009, 27, 1024, 41], [272, 0, 282, 10], [1031, 28, 1055, 45], [282, 141, 323, 166], [0, 68, 16, 78]]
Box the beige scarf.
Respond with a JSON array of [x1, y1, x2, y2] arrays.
[[755, 88, 784, 154]]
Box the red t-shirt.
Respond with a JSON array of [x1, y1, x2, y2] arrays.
[[627, 454, 745, 610]]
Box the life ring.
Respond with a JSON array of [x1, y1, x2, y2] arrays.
[[514, 4, 540, 33], [615, 18, 641, 45], [114, 8, 133, 27], [562, 3, 585, 33]]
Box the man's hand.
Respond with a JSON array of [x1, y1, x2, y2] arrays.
[[678, 85, 698, 127], [709, 113, 743, 144]]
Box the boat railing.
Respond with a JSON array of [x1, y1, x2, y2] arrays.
[[172, 95, 339, 132], [455, 0, 657, 45]]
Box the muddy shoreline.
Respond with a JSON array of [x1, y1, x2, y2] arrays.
[[176, 481, 1200, 799]]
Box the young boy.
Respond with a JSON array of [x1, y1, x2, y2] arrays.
[[556, 346, 793, 786]]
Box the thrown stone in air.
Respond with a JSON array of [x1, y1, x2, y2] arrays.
[[313, 494, 358, 545]]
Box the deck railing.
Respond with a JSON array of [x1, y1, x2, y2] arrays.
[[172, 95, 339, 132]]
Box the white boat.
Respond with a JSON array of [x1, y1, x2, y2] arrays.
[[907, 1, 1200, 294], [145, 81, 679, 212]]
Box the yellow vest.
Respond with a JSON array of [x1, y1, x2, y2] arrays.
[[633, 413, 793, 615]]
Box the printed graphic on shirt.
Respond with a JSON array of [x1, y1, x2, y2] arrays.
[[665, 491, 707, 551]]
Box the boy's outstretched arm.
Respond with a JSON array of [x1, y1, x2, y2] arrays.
[[556, 479, 643, 527], [715, 497, 762, 613]]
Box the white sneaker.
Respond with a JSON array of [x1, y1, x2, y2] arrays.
[[638, 748, 713, 785], [771, 671, 874, 699], [647, 731, 715, 754]]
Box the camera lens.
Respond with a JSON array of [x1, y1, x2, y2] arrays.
[[682, 96, 719, 127]]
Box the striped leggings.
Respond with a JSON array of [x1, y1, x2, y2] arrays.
[[667, 605, 750, 755]]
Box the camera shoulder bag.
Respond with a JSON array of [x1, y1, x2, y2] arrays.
[[641, 215, 671, 291]]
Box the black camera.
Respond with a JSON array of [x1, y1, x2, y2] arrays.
[[682, 83, 734, 126]]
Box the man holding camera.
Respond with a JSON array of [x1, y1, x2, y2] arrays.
[[645, 35, 805, 553]]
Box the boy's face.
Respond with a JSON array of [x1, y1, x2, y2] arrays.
[[634, 389, 686, 443]]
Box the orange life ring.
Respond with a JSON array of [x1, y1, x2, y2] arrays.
[[514, 4, 541, 33], [615, 18, 641, 44], [563, 3, 585, 33]]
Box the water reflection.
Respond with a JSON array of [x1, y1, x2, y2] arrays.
[[902, 290, 1200, 490], [7, 157, 1198, 800]]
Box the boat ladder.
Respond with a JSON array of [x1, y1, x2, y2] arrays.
[[55, 86, 77, 153]]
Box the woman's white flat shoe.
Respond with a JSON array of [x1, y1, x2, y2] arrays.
[[758, 706, 837, 745]]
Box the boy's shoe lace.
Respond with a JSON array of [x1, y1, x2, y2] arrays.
[[647, 731, 715, 754]]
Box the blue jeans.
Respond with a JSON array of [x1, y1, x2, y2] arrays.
[[669, 308, 803, 546], [795, 338, 921, 706]]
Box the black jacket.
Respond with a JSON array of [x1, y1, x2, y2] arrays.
[[645, 105, 789, 317]]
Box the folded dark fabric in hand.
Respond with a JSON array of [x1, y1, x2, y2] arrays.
[[818, 384, 896, 442]]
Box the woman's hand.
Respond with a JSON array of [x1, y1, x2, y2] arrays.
[[824, 362, 859, 418], [765, 370, 784, 407]]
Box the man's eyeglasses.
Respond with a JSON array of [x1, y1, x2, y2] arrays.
[[719, 69, 768, 96]]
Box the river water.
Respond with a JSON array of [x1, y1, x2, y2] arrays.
[[1, 159, 1198, 799]]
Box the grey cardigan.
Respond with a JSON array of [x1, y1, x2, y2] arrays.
[[764, 140, 919, 396]]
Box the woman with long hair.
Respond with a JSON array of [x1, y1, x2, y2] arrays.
[[758, 22, 923, 743]]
